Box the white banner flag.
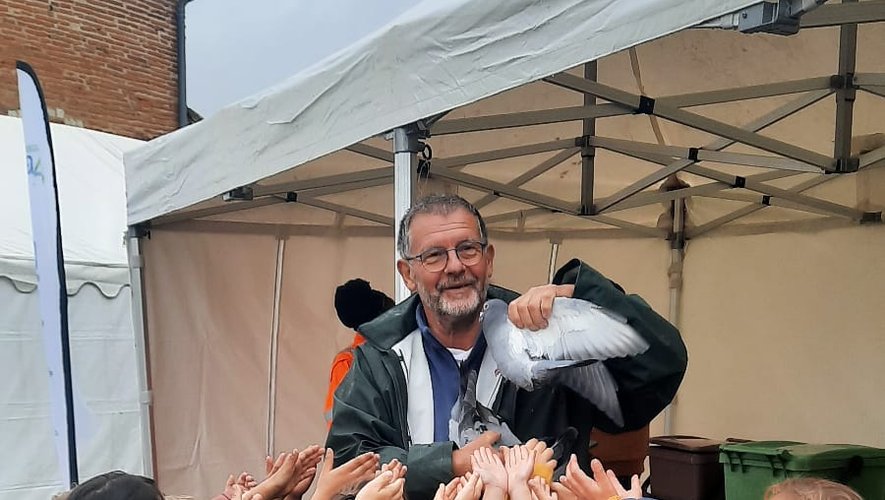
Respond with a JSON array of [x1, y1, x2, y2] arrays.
[[16, 61, 78, 488]]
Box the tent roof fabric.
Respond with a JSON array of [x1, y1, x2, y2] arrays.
[[0, 115, 143, 295], [125, 0, 761, 224]]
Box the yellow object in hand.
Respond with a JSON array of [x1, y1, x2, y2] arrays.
[[532, 462, 554, 484]]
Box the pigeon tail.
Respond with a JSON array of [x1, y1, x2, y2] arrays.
[[450, 370, 521, 448], [558, 362, 624, 427]]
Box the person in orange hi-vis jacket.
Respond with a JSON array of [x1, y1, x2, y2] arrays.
[[324, 278, 395, 426]]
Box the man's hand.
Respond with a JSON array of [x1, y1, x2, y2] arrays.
[[508, 284, 575, 331], [452, 431, 500, 476]]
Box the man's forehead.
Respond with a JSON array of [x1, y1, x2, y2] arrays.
[[409, 209, 481, 242]]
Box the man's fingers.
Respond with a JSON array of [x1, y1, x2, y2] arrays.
[[508, 301, 524, 329], [540, 293, 555, 321], [472, 431, 500, 449], [525, 298, 546, 330]]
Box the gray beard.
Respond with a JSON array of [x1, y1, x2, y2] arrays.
[[421, 282, 488, 323]]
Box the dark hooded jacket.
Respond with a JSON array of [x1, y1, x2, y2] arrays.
[[326, 259, 687, 499]]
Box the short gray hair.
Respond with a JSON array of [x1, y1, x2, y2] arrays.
[[397, 194, 487, 258]]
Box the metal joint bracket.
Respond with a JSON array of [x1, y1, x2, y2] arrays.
[[222, 185, 254, 202], [635, 96, 656, 115], [830, 73, 858, 90], [835, 157, 860, 173], [762, 195, 772, 206], [861, 212, 883, 224], [733, 176, 747, 189], [688, 147, 700, 162], [130, 222, 151, 239], [285, 191, 298, 203], [574, 135, 590, 148], [389, 123, 431, 153]]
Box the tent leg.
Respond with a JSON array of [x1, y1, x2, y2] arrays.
[[127, 229, 156, 478], [663, 197, 685, 435], [547, 239, 561, 282], [392, 126, 421, 302], [581, 62, 597, 214], [266, 236, 286, 457], [834, 1, 858, 172]]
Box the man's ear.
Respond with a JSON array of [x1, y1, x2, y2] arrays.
[[485, 243, 495, 279], [396, 259, 418, 292]]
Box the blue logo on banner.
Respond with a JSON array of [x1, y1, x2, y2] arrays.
[[26, 146, 45, 182]]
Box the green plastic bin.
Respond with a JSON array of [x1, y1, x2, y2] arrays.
[[719, 441, 885, 500]]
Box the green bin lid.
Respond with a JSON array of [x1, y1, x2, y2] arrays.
[[720, 441, 885, 471]]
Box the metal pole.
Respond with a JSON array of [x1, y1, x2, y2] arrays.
[[834, 0, 859, 172], [393, 126, 420, 302], [581, 62, 597, 214], [265, 236, 285, 457], [547, 239, 561, 283], [127, 230, 155, 478], [663, 197, 685, 435]]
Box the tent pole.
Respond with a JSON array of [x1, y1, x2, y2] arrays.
[[663, 197, 685, 435], [581, 62, 597, 215], [834, 0, 858, 173], [265, 236, 286, 457], [127, 229, 156, 478], [547, 239, 561, 283], [392, 126, 420, 302]]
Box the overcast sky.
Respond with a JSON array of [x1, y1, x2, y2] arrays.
[[185, 0, 414, 117]]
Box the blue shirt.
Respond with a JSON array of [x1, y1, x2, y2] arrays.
[[416, 306, 487, 442]]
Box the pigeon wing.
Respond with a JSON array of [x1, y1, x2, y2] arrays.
[[541, 297, 649, 361]]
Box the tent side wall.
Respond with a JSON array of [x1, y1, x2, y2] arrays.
[[677, 224, 885, 447], [143, 222, 885, 497], [0, 275, 143, 500], [142, 227, 584, 498]]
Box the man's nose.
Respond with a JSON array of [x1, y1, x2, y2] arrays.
[[443, 248, 466, 273]]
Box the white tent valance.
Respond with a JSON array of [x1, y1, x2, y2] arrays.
[[0, 115, 142, 296], [125, 0, 761, 224]]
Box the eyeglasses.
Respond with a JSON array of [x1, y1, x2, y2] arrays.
[[404, 240, 487, 273]]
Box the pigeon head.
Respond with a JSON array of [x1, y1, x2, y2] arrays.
[[481, 299, 509, 332]]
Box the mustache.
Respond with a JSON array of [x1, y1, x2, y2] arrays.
[[437, 276, 478, 291]]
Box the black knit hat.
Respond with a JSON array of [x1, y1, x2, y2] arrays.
[[334, 278, 395, 329]]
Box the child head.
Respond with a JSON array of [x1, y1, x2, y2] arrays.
[[67, 471, 163, 500], [764, 477, 862, 500]]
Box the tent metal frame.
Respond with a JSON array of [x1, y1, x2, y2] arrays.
[[150, 11, 884, 241]]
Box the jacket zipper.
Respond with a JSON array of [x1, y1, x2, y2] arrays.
[[391, 350, 411, 448]]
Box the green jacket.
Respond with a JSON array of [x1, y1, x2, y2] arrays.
[[326, 259, 687, 499]]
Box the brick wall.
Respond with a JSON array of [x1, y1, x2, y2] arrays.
[[1, 0, 178, 139]]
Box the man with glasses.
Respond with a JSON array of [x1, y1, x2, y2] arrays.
[[326, 194, 687, 499]]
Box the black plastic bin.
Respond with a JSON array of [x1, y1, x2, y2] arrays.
[[649, 435, 725, 500]]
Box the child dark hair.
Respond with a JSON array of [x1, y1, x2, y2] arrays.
[[68, 471, 163, 500]]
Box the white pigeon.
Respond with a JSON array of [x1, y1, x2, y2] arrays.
[[481, 297, 650, 427]]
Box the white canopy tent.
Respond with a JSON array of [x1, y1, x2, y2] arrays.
[[124, 1, 885, 497], [0, 116, 147, 500]]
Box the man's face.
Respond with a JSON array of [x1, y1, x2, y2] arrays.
[[397, 208, 495, 321]]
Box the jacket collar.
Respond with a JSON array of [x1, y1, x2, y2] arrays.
[[359, 284, 519, 350]]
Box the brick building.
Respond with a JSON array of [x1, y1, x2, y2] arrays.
[[1, 0, 180, 139]]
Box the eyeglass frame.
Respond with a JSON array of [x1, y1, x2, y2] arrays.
[[403, 239, 489, 272]]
